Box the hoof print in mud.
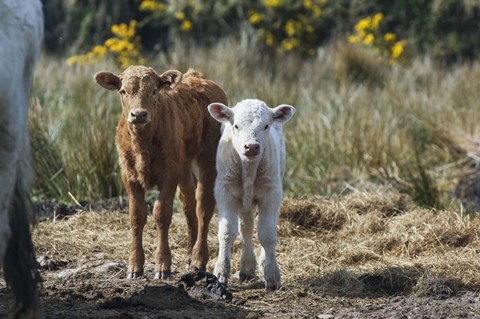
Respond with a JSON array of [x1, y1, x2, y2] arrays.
[[178, 269, 233, 302]]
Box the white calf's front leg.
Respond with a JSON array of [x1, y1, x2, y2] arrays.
[[257, 194, 281, 291], [214, 207, 238, 286], [239, 210, 256, 282]]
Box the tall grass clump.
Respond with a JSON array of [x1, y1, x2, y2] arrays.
[[31, 57, 123, 202], [31, 34, 480, 210]]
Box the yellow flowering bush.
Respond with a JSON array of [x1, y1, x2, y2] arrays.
[[247, 0, 328, 55], [348, 13, 406, 64], [67, 20, 144, 68]]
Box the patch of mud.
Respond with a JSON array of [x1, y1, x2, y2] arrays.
[[34, 197, 129, 221]]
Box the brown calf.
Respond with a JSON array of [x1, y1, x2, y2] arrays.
[[94, 66, 226, 279]]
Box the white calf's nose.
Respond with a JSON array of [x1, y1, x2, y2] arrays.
[[243, 143, 260, 156]]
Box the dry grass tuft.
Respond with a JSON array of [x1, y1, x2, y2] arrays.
[[33, 189, 480, 297]]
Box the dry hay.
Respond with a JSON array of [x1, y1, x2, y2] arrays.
[[31, 189, 480, 298]]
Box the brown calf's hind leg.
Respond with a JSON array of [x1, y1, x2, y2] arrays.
[[153, 181, 177, 279], [190, 152, 217, 270], [126, 182, 147, 279], [178, 167, 198, 270]]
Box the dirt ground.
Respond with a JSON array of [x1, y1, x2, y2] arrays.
[[1, 191, 480, 318]]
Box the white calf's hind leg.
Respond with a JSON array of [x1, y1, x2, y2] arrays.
[[214, 210, 238, 286], [239, 210, 256, 282], [257, 198, 281, 291]]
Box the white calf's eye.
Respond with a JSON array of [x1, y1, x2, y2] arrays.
[[265, 124, 269, 130], [234, 125, 238, 129]]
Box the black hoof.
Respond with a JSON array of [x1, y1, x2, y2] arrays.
[[127, 271, 143, 279], [154, 271, 172, 280], [239, 273, 255, 283], [265, 282, 280, 292]]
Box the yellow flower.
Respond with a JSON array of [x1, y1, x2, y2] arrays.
[[355, 18, 371, 33], [265, 32, 274, 46], [282, 39, 294, 51], [303, 0, 312, 9], [281, 38, 299, 52], [306, 25, 314, 33], [285, 20, 296, 37], [139, 0, 165, 12], [92, 45, 107, 57], [383, 33, 396, 42], [181, 20, 192, 32], [363, 33, 374, 45], [312, 5, 321, 18], [66, 56, 79, 66], [176, 11, 186, 20], [111, 24, 120, 35], [139, 0, 156, 12], [371, 13, 383, 29], [264, 0, 281, 8], [104, 38, 117, 47], [127, 20, 137, 38], [249, 12, 262, 24], [348, 35, 360, 43], [391, 40, 405, 59]]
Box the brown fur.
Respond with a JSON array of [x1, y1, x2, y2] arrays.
[[94, 66, 227, 278]]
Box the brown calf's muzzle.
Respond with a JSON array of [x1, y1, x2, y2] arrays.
[[128, 108, 150, 125]]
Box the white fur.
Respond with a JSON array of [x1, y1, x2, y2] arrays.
[[0, 0, 43, 264], [208, 99, 295, 290]]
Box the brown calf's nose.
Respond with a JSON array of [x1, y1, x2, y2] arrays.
[[131, 110, 148, 119]]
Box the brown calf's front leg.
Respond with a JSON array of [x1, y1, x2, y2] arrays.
[[126, 182, 147, 279], [153, 181, 177, 279]]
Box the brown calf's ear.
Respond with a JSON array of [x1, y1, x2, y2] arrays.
[[157, 70, 183, 89], [94, 71, 121, 91]]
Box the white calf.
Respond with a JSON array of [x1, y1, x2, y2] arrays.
[[0, 0, 43, 317], [208, 99, 295, 291]]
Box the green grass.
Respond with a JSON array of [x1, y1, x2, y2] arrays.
[[30, 35, 480, 211]]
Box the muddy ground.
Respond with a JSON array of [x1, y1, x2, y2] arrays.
[[1, 192, 480, 318]]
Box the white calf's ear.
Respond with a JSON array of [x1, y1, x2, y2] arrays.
[[208, 103, 233, 123], [94, 71, 121, 91], [272, 104, 296, 123]]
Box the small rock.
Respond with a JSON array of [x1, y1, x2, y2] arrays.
[[57, 266, 86, 278], [318, 314, 335, 319], [95, 262, 125, 274]]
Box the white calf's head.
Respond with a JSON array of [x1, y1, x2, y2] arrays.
[[208, 99, 295, 160]]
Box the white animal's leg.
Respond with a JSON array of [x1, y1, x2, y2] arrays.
[[257, 193, 281, 291], [214, 207, 238, 286], [239, 210, 256, 282]]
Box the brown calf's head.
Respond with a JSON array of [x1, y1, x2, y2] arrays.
[[94, 66, 183, 128]]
